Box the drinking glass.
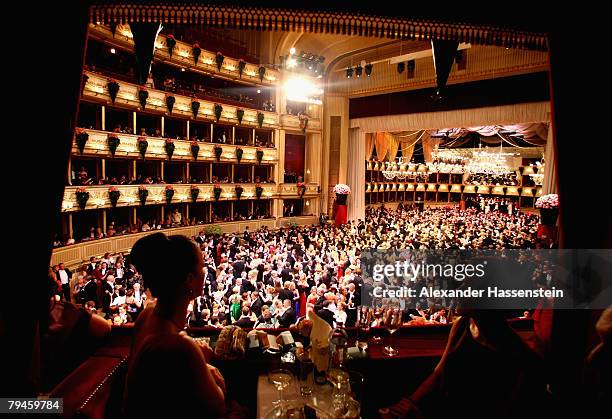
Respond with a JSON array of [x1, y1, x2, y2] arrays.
[[356, 308, 372, 351], [298, 356, 314, 396], [268, 369, 294, 415], [383, 307, 402, 356]]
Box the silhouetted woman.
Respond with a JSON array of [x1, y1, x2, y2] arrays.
[[124, 233, 225, 417]]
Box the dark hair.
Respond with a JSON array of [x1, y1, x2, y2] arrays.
[[130, 233, 199, 300]]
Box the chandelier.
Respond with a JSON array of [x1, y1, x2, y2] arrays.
[[464, 149, 516, 176], [381, 158, 425, 180]]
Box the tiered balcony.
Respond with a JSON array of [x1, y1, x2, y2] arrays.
[[73, 129, 278, 162], [83, 71, 279, 128], [61, 183, 320, 212], [88, 24, 280, 86]]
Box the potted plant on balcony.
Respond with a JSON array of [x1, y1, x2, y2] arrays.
[[213, 183, 222, 201], [235, 147, 243, 163], [165, 94, 175, 114], [192, 42, 201, 65], [235, 184, 243, 200], [257, 112, 264, 128], [138, 185, 148, 206], [191, 99, 200, 119], [297, 181, 306, 198], [214, 104, 223, 123], [214, 145, 223, 162], [299, 114, 309, 133], [256, 147, 264, 164], [164, 139, 175, 160], [107, 78, 119, 104], [165, 185, 175, 205], [236, 108, 244, 125], [138, 87, 149, 110], [258, 65, 266, 82], [75, 187, 89, 210], [237, 59, 246, 78], [166, 34, 176, 57], [107, 134, 120, 157], [190, 140, 200, 160], [137, 136, 148, 158], [190, 185, 200, 203], [75, 129, 89, 155], [108, 186, 121, 208], [215, 51, 225, 71], [535, 193, 559, 226], [255, 183, 263, 200]]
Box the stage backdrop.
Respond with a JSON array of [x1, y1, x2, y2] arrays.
[[346, 101, 553, 221]]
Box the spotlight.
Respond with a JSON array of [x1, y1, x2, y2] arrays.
[[365, 63, 373, 76], [346, 67, 353, 78], [110, 48, 116, 54], [181, 67, 186, 72], [355, 64, 363, 78], [397, 62, 405, 74], [290, 47, 296, 55], [257, 89, 261, 94]]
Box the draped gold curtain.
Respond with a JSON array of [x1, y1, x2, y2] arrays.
[[385, 133, 400, 161], [374, 132, 389, 161], [365, 133, 375, 160]]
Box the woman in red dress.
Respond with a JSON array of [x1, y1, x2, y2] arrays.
[[297, 275, 309, 317]]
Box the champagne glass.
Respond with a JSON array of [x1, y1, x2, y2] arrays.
[[356, 307, 372, 351], [383, 306, 402, 356], [268, 369, 293, 415]]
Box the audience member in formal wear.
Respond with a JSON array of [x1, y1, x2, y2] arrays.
[[124, 233, 226, 417]]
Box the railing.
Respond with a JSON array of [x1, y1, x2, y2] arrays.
[[88, 24, 280, 86], [73, 129, 278, 162], [83, 71, 279, 128], [62, 183, 320, 212], [83, 72, 321, 133], [51, 216, 318, 267]]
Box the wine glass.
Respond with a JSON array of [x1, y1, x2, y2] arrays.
[[356, 307, 372, 351], [268, 369, 293, 415], [383, 306, 402, 356]]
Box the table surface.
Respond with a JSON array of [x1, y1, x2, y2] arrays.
[[257, 373, 339, 418]]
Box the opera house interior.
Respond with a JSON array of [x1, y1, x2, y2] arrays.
[[4, 2, 611, 418]]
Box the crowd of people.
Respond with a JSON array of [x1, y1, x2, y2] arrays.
[[466, 172, 520, 186], [54, 202, 550, 329]]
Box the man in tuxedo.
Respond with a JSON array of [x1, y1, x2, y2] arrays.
[[82, 275, 98, 307], [316, 300, 336, 328], [234, 306, 255, 328], [56, 263, 72, 302], [280, 262, 292, 282], [249, 290, 264, 317], [346, 283, 358, 327], [277, 299, 295, 328], [86, 257, 97, 275]]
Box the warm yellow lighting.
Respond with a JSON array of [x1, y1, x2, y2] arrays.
[[179, 50, 189, 58], [305, 200, 310, 206], [284, 76, 323, 103], [286, 57, 297, 69], [203, 58, 213, 65], [290, 47, 296, 55], [225, 64, 235, 71]]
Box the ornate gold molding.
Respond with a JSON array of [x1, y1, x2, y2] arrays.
[[73, 129, 279, 162], [83, 71, 280, 127], [89, 4, 548, 51], [89, 24, 280, 86], [62, 183, 320, 212]]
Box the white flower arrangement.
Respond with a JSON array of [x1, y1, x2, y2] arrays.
[[333, 184, 351, 194], [535, 194, 559, 209]]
